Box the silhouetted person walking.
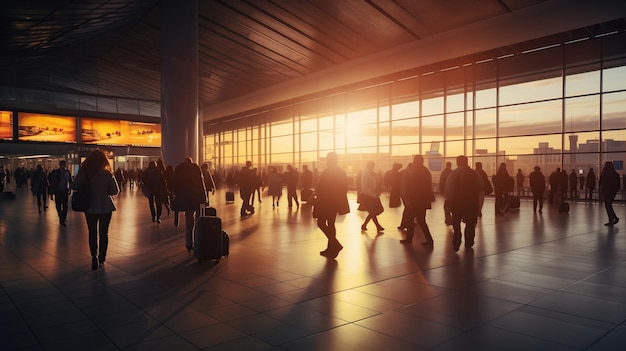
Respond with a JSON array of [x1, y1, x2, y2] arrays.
[[445, 155, 483, 251], [529, 166, 546, 213], [440, 161, 453, 225], [314, 152, 349, 259], [31, 165, 49, 213], [71, 149, 120, 270], [400, 155, 434, 247], [360, 161, 384, 232], [172, 157, 206, 252], [493, 163, 511, 216], [142, 161, 167, 223], [49, 160, 73, 226], [585, 168, 596, 200], [599, 161, 620, 226]]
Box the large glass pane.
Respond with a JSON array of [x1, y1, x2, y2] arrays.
[[319, 129, 334, 150], [576, 133, 600, 153], [379, 104, 390, 122], [300, 151, 317, 165], [271, 121, 292, 136], [602, 130, 626, 152], [421, 115, 444, 142], [499, 134, 562, 156], [391, 118, 419, 145], [499, 100, 562, 137], [603, 65, 626, 92], [603, 91, 626, 130], [446, 93, 464, 113], [445, 140, 465, 158], [601, 153, 625, 177], [300, 131, 317, 152], [392, 100, 419, 120], [318, 115, 334, 130], [271, 135, 292, 153], [499, 77, 562, 105], [378, 122, 390, 146], [565, 71, 600, 97], [564, 95, 599, 132], [347, 123, 377, 148], [474, 138, 496, 156], [475, 108, 496, 138], [422, 96, 444, 116], [445, 112, 465, 141], [392, 143, 420, 158]]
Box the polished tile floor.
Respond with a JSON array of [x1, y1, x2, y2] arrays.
[[1, 182, 625, 351]]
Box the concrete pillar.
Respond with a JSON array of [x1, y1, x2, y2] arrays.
[[160, 0, 199, 167]]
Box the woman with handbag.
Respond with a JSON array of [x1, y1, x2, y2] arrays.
[[71, 149, 120, 270]]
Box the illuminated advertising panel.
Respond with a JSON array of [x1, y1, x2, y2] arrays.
[[128, 121, 161, 147], [80, 118, 161, 147], [0, 110, 12, 140], [81, 118, 130, 145], [18, 112, 77, 143]]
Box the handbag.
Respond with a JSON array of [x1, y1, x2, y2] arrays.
[[71, 178, 91, 212]]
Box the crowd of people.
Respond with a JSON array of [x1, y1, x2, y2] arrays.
[[2, 151, 624, 267]]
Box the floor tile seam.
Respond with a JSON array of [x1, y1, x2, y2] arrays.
[[484, 321, 597, 349]]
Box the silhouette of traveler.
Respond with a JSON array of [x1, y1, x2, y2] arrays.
[[313, 152, 349, 259], [360, 161, 384, 232], [569, 169, 578, 200], [172, 157, 206, 252], [267, 166, 282, 208], [201, 163, 216, 206], [445, 155, 483, 251], [386, 163, 403, 208], [529, 166, 546, 213], [49, 160, 73, 226], [440, 161, 453, 225], [516, 168, 524, 196], [599, 161, 620, 226], [493, 163, 511, 216], [142, 161, 167, 223], [474, 162, 492, 218], [31, 165, 49, 213], [400, 155, 435, 247], [585, 168, 596, 200], [71, 149, 120, 270], [239, 161, 255, 216], [285, 165, 300, 209]]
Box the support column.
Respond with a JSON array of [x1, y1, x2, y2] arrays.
[[160, 0, 198, 167]]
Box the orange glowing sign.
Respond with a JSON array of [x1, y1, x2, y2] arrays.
[[0, 110, 12, 140], [18, 112, 76, 143], [81, 118, 161, 147]]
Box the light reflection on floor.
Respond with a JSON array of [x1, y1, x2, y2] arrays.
[[1, 182, 625, 350]]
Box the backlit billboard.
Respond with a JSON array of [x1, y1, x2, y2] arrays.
[[0, 110, 12, 140], [18, 112, 76, 143]]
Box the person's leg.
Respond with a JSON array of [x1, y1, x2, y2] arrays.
[[538, 191, 544, 212], [55, 192, 63, 218], [185, 210, 195, 250], [416, 207, 433, 246], [401, 204, 416, 243], [85, 214, 99, 258], [478, 191, 485, 217], [148, 196, 156, 221], [362, 214, 372, 230], [464, 221, 477, 248], [372, 215, 383, 231], [155, 193, 163, 221], [97, 213, 112, 263], [451, 211, 462, 251]]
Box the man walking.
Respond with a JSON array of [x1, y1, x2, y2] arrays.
[[48, 160, 73, 226]]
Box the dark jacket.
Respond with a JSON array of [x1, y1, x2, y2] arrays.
[[172, 160, 206, 211], [142, 166, 167, 196], [529, 170, 546, 193], [31, 168, 49, 196], [599, 166, 620, 198], [71, 169, 119, 214], [313, 165, 349, 218], [407, 164, 434, 209]]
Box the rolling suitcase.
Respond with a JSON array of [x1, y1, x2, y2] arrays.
[[194, 207, 226, 262], [226, 191, 235, 203], [559, 202, 570, 213]]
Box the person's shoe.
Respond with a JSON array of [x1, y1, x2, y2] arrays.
[[186, 246, 194, 252], [152, 216, 156, 222], [453, 233, 462, 252], [465, 241, 474, 248], [421, 241, 434, 248], [38, 207, 42, 213], [376, 226, 385, 232], [319, 249, 329, 256], [328, 243, 343, 259], [91, 257, 98, 270], [60, 221, 66, 227], [614, 217, 620, 225], [156, 218, 161, 224], [361, 224, 367, 231], [400, 239, 412, 244], [604, 222, 613, 226]]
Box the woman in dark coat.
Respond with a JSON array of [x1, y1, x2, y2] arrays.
[[71, 149, 120, 270], [599, 161, 621, 226], [172, 157, 206, 252]]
